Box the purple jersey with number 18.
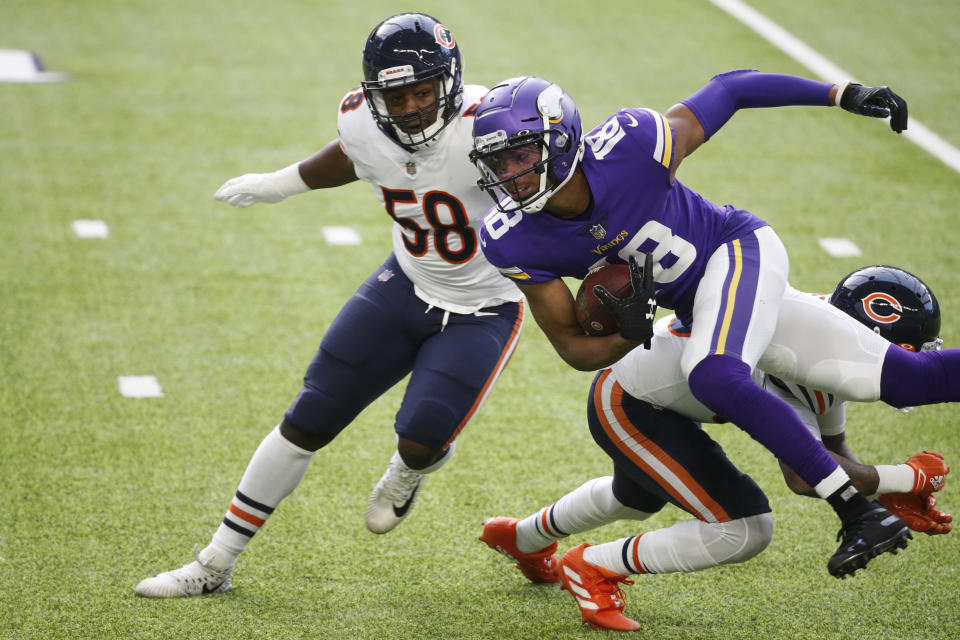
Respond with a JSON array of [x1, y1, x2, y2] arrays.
[[478, 107, 767, 325]]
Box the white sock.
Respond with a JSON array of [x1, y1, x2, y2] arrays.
[[582, 536, 636, 575], [875, 464, 916, 493], [207, 425, 315, 563], [515, 477, 652, 554]]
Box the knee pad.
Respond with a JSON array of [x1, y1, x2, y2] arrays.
[[705, 512, 774, 565], [396, 398, 461, 451], [687, 354, 753, 415]]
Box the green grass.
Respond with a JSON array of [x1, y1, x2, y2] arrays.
[[2, 1, 959, 638]]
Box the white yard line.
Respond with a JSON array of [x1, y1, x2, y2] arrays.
[[710, 0, 960, 174]]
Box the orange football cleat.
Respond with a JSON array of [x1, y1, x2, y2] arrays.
[[558, 543, 640, 632], [479, 517, 560, 584]]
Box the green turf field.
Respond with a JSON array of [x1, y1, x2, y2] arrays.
[[2, 1, 959, 638]]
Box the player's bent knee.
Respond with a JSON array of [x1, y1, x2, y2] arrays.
[[396, 399, 461, 451], [397, 437, 446, 470], [686, 354, 752, 408], [709, 513, 774, 566], [279, 419, 331, 452]]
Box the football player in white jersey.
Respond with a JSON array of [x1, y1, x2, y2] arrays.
[[480, 266, 951, 631], [135, 13, 524, 598]]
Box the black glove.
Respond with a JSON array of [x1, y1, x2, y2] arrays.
[[838, 82, 908, 133], [593, 254, 657, 348]]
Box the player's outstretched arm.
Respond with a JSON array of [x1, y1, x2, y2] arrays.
[[213, 139, 357, 208], [672, 70, 907, 158], [665, 70, 908, 179], [834, 82, 908, 133], [663, 103, 705, 182]]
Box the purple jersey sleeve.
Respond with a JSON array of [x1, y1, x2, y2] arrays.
[[479, 205, 559, 284]]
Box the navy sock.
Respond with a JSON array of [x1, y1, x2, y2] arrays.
[[825, 480, 871, 526], [881, 344, 960, 408], [687, 354, 838, 488]]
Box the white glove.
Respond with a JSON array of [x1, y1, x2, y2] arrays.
[[213, 163, 310, 207]]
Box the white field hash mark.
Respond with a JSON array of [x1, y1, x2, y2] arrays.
[[0, 49, 70, 83], [322, 226, 362, 245], [818, 237, 862, 257], [118, 376, 164, 398], [710, 0, 960, 175], [72, 220, 109, 238]]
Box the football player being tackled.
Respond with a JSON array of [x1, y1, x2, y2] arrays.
[[469, 74, 960, 629], [480, 265, 951, 631], [135, 13, 525, 598]]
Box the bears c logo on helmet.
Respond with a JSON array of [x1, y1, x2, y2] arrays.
[[434, 24, 455, 49], [861, 292, 902, 324]]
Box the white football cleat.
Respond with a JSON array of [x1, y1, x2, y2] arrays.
[[365, 451, 425, 534], [134, 545, 234, 598]]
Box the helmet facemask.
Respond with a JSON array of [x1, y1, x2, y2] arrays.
[[362, 61, 460, 152], [470, 78, 583, 213], [471, 131, 550, 213]]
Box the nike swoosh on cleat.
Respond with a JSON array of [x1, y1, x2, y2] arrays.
[[392, 483, 421, 518], [202, 581, 225, 594], [392, 496, 415, 518]]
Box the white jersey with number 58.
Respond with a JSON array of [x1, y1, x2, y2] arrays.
[[337, 83, 521, 314]]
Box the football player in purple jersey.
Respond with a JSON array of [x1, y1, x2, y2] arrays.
[[469, 73, 960, 603], [477, 265, 951, 631], [134, 13, 526, 598]]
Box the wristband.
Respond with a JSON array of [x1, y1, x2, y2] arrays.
[[681, 69, 835, 140], [272, 162, 311, 197], [833, 80, 851, 106]]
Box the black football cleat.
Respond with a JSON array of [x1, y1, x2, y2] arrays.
[[828, 503, 912, 578]]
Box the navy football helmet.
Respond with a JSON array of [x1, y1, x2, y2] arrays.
[[361, 13, 463, 151], [470, 76, 583, 213], [829, 265, 942, 352]]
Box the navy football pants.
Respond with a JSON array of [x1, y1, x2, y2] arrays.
[[285, 254, 524, 450], [588, 369, 770, 521]]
